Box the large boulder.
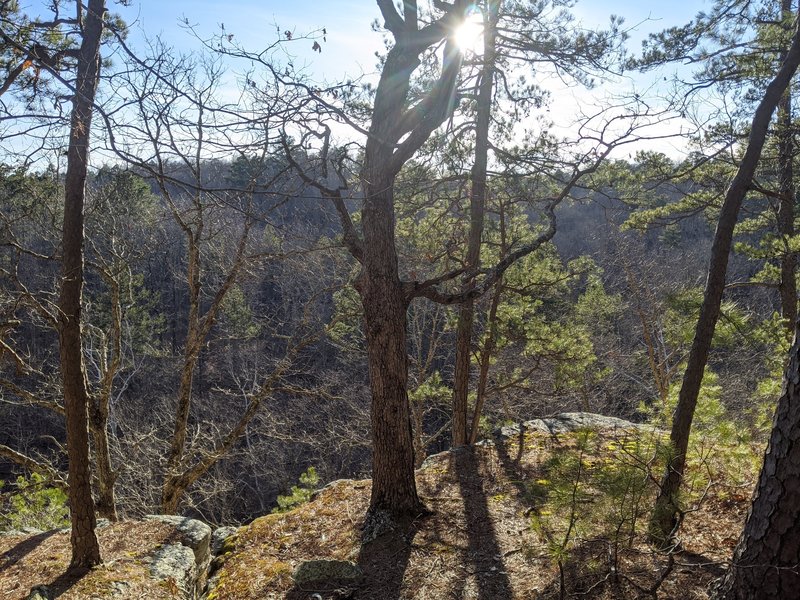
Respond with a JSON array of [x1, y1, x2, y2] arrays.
[[497, 412, 658, 438], [149, 543, 197, 598], [145, 515, 212, 599]]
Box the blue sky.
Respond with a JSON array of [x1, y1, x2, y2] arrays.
[[14, 0, 706, 83], [12, 0, 710, 159], [106, 0, 704, 81]]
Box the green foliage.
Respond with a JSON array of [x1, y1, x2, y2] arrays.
[[408, 371, 450, 406], [642, 366, 760, 492], [272, 467, 320, 514], [751, 313, 792, 436], [527, 430, 660, 566], [327, 284, 364, 354], [220, 285, 260, 339], [1, 473, 69, 532]]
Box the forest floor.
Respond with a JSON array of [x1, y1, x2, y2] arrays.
[[210, 423, 756, 600], [0, 519, 179, 599], [0, 421, 757, 599]]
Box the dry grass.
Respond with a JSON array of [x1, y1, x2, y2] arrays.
[[0, 520, 184, 600], [211, 427, 754, 600]]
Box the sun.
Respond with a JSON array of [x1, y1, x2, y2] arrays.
[[453, 11, 484, 54]]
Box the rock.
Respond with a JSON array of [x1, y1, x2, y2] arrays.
[[109, 581, 131, 598], [25, 586, 51, 600], [210, 526, 238, 556], [0, 529, 25, 537], [496, 412, 659, 439], [145, 515, 212, 599], [149, 543, 196, 598], [361, 509, 395, 544], [145, 515, 212, 566], [206, 525, 239, 598], [292, 559, 363, 586]]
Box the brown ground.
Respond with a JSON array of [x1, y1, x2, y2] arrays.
[[211, 427, 753, 600], [0, 520, 182, 600]]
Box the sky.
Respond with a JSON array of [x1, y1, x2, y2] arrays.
[[13, 0, 713, 159], [97, 0, 705, 82]]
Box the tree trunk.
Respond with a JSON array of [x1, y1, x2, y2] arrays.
[[59, 0, 105, 571], [649, 17, 800, 545], [469, 276, 503, 444], [329, 1, 467, 520], [90, 414, 117, 521], [713, 319, 800, 599], [90, 272, 122, 522], [778, 0, 797, 334], [452, 0, 499, 447], [358, 173, 423, 517]]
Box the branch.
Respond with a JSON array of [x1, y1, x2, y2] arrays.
[[0, 378, 64, 415], [389, 39, 463, 173], [281, 134, 364, 262], [408, 142, 614, 304], [0, 444, 67, 490], [377, 0, 405, 34]]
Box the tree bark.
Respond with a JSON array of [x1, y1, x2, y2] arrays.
[[468, 276, 502, 444], [778, 0, 797, 334], [452, 0, 499, 447], [349, 1, 467, 520], [59, 0, 105, 571], [89, 269, 122, 521], [649, 15, 800, 545], [713, 318, 800, 599], [359, 249, 421, 515]]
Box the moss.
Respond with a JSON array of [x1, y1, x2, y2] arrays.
[[211, 557, 292, 599], [220, 533, 239, 554]]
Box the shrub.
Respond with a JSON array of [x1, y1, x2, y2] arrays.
[[272, 467, 320, 514], [1, 473, 69, 531]]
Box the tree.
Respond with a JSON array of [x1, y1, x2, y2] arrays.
[[59, 0, 106, 570], [281, 0, 641, 522], [100, 40, 333, 514], [648, 6, 800, 544], [451, 0, 498, 446], [713, 317, 800, 598], [446, 0, 626, 445]]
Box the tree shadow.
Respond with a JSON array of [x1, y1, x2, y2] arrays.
[[0, 530, 59, 572], [494, 422, 552, 510], [451, 445, 513, 600], [47, 567, 92, 597], [1, 529, 93, 598], [283, 518, 421, 600]]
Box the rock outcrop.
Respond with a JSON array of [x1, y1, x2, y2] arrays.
[[145, 515, 212, 599]]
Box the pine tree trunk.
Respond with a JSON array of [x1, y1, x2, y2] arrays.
[[778, 0, 797, 333], [649, 17, 800, 545], [359, 172, 423, 517], [452, 0, 499, 447], [60, 0, 105, 571], [714, 320, 800, 599], [452, 301, 474, 446]]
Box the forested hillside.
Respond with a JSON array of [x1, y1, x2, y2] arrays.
[[2, 0, 800, 598]]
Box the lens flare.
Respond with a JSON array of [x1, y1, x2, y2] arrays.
[[453, 11, 484, 54]]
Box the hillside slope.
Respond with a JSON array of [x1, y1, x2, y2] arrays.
[[209, 414, 752, 600], [0, 414, 754, 600]]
